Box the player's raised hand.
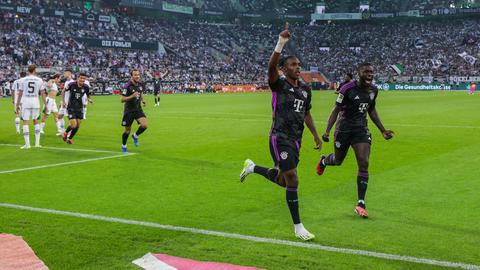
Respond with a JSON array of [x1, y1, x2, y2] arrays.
[[382, 130, 394, 140], [279, 22, 291, 39], [321, 132, 330, 142]]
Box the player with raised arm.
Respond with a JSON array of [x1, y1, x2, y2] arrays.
[[316, 63, 394, 218], [40, 74, 61, 134], [154, 70, 169, 107], [15, 65, 47, 149], [121, 69, 148, 153], [12, 71, 26, 134], [62, 73, 90, 144], [239, 23, 322, 241]]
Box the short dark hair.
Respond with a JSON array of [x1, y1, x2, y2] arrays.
[[357, 62, 373, 71], [20, 71, 27, 78], [346, 73, 353, 79], [51, 73, 61, 79], [130, 69, 139, 76], [78, 72, 88, 77], [27, 64, 36, 74], [279, 55, 297, 67]]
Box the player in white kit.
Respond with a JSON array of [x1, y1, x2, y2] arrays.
[[40, 73, 61, 134], [15, 65, 47, 149], [11, 71, 27, 134]]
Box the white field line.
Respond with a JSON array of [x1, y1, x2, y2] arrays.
[[0, 153, 135, 175], [0, 143, 120, 154], [0, 203, 478, 270], [0, 144, 135, 174]]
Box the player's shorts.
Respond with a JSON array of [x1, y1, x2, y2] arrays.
[[154, 90, 160, 95], [67, 109, 84, 120], [44, 97, 58, 115], [21, 108, 40, 120], [121, 110, 146, 127], [334, 128, 372, 151], [269, 135, 301, 172]]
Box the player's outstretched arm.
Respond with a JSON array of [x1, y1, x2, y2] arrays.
[[268, 22, 290, 85], [368, 107, 394, 140], [304, 111, 322, 150], [323, 105, 341, 142]]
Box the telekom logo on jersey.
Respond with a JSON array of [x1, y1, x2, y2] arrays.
[[293, 99, 304, 112]]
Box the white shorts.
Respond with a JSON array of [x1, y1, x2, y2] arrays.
[[21, 108, 40, 120], [45, 97, 58, 114]]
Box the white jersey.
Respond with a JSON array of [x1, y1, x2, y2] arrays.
[[19, 75, 45, 109], [11, 78, 23, 105], [46, 81, 58, 93]]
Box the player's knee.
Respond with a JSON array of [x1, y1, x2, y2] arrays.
[[283, 170, 298, 186], [140, 124, 148, 129]]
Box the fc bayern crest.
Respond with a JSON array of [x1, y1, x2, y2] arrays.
[[369, 93, 375, 100], [280, 151, 288, 160], [302, 91, 308, 98]]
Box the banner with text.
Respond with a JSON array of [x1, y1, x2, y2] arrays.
[[74, 38, 158, 51]]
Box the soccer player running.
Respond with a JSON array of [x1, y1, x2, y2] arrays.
[[40, 74, 61, 134], [62, 73, 91, 144], [239, 23, 322, 241], [153, 70, 169, 107], [316, 63, 394, 218], [121, 69, 148, 153], [12, 71, 27, 134], [15, 65, 47, 149]]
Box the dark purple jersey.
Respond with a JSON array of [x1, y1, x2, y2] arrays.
[[122, 80, 145, 113], [269, 77, 312, 140], [335, 80, 378, 132], [66, 82, 90, 110]]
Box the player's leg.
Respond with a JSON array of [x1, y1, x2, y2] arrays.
[[57, 106, 66, 135], [68, 119, 81, 140], [351, 142, 371, 218], [20, 109, 31, 149], [157, 94, 160, 106], [240, 136, 282, 185], [40, 105, 49, 134], [316, 131, 350, 175], [132, 115, 148, 146], [122, 126, 132, 153], [14, 106, 21, 134], [32, 109, 41, 147]]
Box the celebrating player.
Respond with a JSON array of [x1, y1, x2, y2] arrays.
[[316, 63, 394, 218], [40, 74, 61, 134], [239, 23, 322, 241], [11, 71, 27, 134], [15, 65, 47, 149], [153, 70, 169, 107], [62, 73, 91, 144], [121, 69, 148, 153]]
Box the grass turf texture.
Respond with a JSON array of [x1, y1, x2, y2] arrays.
[[0, 91, 479, 270]]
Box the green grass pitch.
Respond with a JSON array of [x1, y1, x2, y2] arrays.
[[0, 91, 479, 270]]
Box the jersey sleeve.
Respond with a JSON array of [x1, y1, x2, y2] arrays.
[[121, 84, 130, 97], [268, 77, 284, 92]]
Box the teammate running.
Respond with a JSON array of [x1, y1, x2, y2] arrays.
[[121, 69, 148, 153], [62, 73, 91, 144], [154, 70, 169, 107], [316, 63, 394, 218]]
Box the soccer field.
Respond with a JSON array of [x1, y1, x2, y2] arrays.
[[0, 91, 479, 270]]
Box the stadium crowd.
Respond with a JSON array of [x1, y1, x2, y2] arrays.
[[0, 0, 479, 90]]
